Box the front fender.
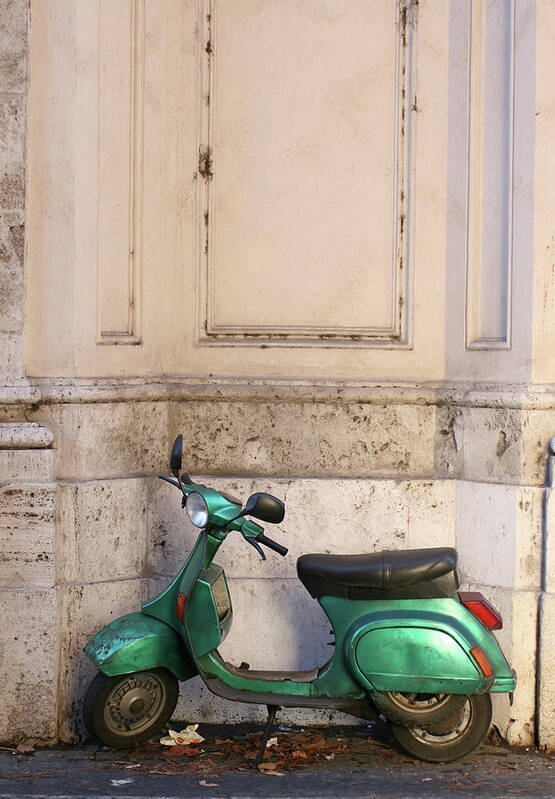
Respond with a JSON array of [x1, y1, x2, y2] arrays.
[[84, 612, 197, 681]]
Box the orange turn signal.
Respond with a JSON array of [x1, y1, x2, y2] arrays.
[[470, 645, 494, 678], [176, 592, 187, 622]]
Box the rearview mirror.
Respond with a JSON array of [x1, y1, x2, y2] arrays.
[[170, 435, 183, 477], [244, 492, 285, 524]]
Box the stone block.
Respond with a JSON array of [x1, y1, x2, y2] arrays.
[[545, 488, 555, 594], [538, 592, 555, 751], [402, 480, 457, 550], [434, 404, 464, 478], [438, 406, 524, 485], [146, 476, 456, 580], [0, 331, 24, 379], [436, 405, 555, 487], [0, 587, 58, 744], [0, 483, 55, 587], [463, 584, 537, 746], [57, 579, 152, 742], [0, 0, 28, 94], [0, 447, 55, 482], [521, 409, 555, 487], [221, 578, 331, 671], [35, 401, 169, 480], [0, 97, 26, 211], [0, 260, 23, 331], [58, 479, 148, 584], [0, 214, 24, 332], [170, 399, 436, 479], [456, 482, 543, 590]]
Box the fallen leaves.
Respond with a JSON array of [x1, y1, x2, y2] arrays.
[[257, 761, 277, 771], [257, 762, 286, 776], [122, 726, 365, 776], [81, 723, 402, 778], [164, 745, 201, 757]]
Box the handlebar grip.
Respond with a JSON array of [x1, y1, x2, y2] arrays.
[[257, 533, 288, 557]]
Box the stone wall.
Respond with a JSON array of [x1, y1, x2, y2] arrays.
[[0, 382, 552, 748], [7, 383, 549, 749]]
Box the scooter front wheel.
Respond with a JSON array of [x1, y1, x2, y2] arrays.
[[389, 693, 492, 762], [84, 668, 179, 749]]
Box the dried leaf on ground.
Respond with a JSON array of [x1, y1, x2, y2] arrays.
[[164, 745, 200, 757], [257, 761, 278, 771]]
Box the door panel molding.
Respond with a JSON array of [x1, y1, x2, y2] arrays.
[[464, 0, 515, 351], [96, 0, 145, 345], [195, 0, 417, 348]]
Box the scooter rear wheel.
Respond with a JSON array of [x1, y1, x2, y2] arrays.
[[84, 668, 179, 749], [372, 691, 466, 727], [388, 693, 492, 762]]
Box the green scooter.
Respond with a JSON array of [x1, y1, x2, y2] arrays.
[[84, 435, 516, 763]]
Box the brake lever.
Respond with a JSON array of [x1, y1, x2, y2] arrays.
[[246, 537, 266, 561]]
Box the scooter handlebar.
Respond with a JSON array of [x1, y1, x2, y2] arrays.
[[257, 533, 288, 557]]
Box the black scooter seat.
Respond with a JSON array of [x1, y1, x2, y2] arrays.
[[297, 547, 459, 600]]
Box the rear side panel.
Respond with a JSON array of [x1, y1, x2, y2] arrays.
[[316, 596, 515, 695], [354, 625, 484, 693]]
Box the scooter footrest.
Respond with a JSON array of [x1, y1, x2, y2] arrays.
[[224, 662, 320, 683]]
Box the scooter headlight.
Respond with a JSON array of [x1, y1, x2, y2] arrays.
[[186, 492, 209, 528]]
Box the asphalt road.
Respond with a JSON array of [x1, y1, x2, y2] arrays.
[[0, 723, 552, 799]]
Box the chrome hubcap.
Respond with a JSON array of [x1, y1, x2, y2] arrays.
[[104, 674, 166, 735], [388, 692, 450, 712], [411, 701, 472, 745]]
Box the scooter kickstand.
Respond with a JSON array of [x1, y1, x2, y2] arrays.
[[252, 705, 279, 770]]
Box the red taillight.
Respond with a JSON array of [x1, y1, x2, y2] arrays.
[[459, 592, 503, 630]]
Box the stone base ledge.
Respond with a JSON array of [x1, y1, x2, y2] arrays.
[[0, 422, 54, 448], [0, 386, 41, 406], [22, 377, 555, 409]]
